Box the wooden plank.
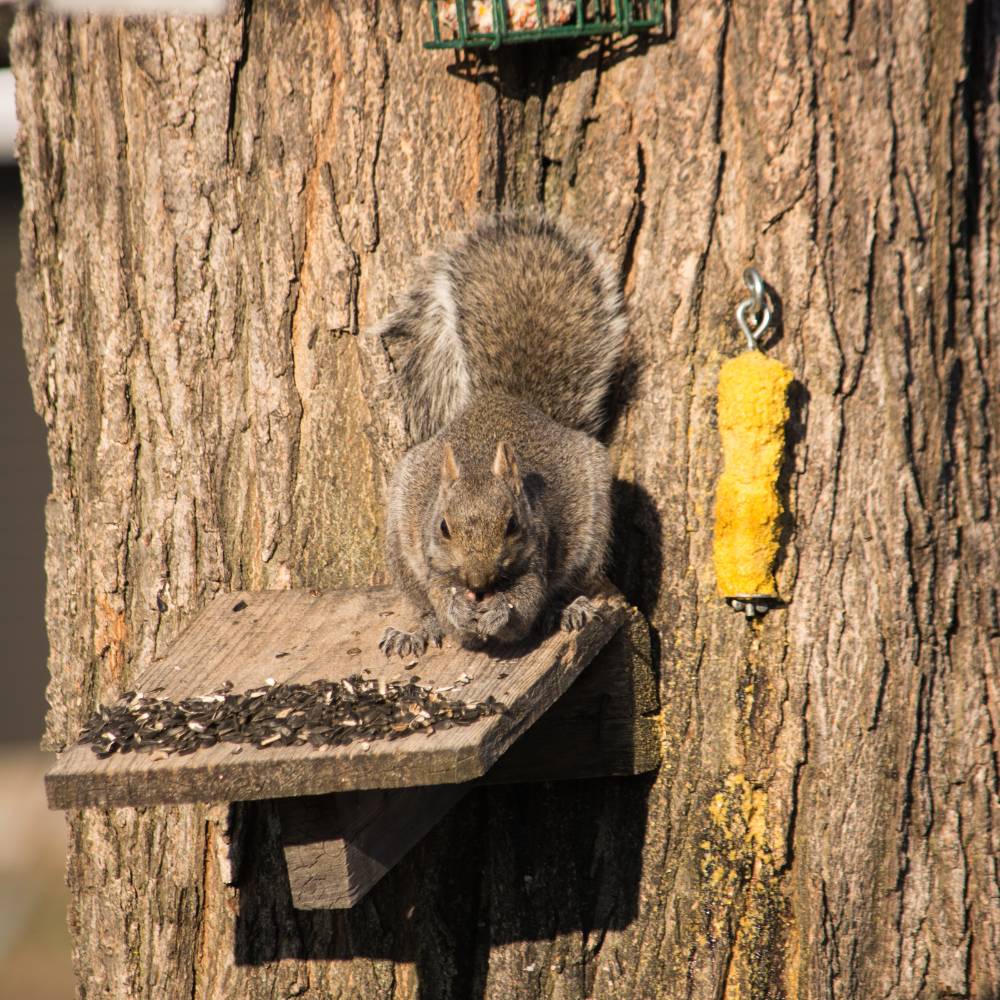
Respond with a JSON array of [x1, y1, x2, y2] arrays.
[[46, 587, 625, 810], [277, 784, 468, 909], [482, 607, 661, 785]]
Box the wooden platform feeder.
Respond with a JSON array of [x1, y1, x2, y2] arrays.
[[46, 588, 660, 909]]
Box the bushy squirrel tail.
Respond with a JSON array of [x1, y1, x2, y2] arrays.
[[372, 214, 627, 442]]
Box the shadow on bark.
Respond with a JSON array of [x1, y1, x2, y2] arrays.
[[233, 774, 654, 998], [440, 25, 673, 86], [775, 375, 809, 589], [610, 478, 663, 621]]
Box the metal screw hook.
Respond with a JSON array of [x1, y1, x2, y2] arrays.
[[736, 267, 772, 350]]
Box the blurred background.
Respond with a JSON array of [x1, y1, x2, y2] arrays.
[[0, 6, 76, 997]]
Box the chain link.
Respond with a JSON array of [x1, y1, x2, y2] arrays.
[[735, 267, 772, 350]]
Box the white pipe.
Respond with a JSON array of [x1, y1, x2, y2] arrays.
[[0, 70, 14, 165], [44, 0, 226, 14]]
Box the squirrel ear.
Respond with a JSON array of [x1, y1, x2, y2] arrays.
[[441, 443, 461, 485], [492, 441, 522, 494]]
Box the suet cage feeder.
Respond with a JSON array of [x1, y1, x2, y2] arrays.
[[424, 0, 664, 50]]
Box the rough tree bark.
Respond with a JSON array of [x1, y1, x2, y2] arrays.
[[13, 0, 1000, 997]]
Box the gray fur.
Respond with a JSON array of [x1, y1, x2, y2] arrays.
[[375, 214, 626, 442], [375, 216, 625, 653]]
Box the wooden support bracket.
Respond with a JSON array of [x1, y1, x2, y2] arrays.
[[46, 588, 660, 910]]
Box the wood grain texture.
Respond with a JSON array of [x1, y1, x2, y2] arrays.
[[13, 0, 1000, 997], [46, 587, 625, 808]]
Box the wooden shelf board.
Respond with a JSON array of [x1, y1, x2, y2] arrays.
[[46, 587, 625, 810]]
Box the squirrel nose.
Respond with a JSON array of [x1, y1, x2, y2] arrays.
[[464, 572, 494, 601]]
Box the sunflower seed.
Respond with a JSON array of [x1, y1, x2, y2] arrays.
[[76, 671, 506, 759]]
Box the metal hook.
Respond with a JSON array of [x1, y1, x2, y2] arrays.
[[736, 267, 772, 350]]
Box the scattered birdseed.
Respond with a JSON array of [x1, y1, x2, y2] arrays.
[[232, 600, 248, 613], [76, 674, 506, 759]]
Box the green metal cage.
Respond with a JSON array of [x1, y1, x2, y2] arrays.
[[425, 0, 664, 50]]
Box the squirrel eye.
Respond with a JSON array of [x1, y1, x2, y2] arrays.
[[440, 519, 451, 539], [505, 515, 519, 537]]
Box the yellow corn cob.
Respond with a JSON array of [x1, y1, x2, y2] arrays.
[[713, 349, 793, 600]]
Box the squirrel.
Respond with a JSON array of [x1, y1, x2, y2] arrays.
[[372, 214, 627, 657]]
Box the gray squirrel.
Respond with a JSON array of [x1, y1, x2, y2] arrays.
[[373, 214, 627, 656]]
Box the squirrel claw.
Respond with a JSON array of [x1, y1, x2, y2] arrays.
[[379, 626, 427, 658], [475, 602, 512, 639], [560, 596, 601, 632], [422, 620, 444, 648]]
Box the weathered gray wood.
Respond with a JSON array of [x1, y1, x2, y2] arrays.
[[277, 784, 469, 910], [45, 587, 625, 809], [483, 606, 660, 785], [275, 609, 659, 911]]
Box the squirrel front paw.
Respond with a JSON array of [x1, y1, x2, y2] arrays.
[[560, 595, 601, 632], [378, 623, 442, 658], [475, 600, 512, 639], [444, 592, 479, 633]]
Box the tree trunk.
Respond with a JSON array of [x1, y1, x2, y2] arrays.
[[13, 1, 1000, 997]]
